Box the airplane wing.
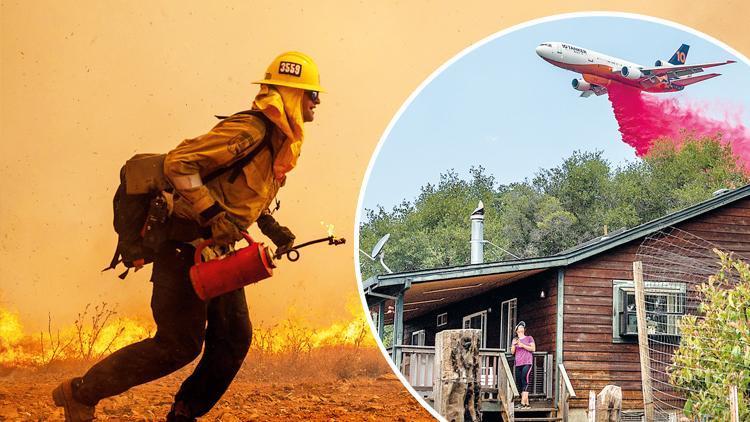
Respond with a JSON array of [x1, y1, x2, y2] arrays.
[[670, 73, 721, 87], [579, 85, 607, 98], [580, 85, 607, 98], [641, 60, 735, 77], [591, 85, 608, 96]]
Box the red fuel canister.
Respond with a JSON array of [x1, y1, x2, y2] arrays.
[[189, 233, 275, 301]]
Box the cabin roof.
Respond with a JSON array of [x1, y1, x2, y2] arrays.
[[363, 184, 750, 319]]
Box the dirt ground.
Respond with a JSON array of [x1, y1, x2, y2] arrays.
[[0, 363, 435, 421]]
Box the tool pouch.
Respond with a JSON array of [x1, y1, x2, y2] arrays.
[[142, 194, 170, 251], [124, 153, 170, 194]]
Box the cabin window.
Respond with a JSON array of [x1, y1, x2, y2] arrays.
[[436, 312, 447, 327], [499, 298, 518, 350], [612, 280, 686, 342], [619, 291, 638, 336], [411, 330, 426, 346], [463, 310, 488, 347], [371, 310, 379, 332]]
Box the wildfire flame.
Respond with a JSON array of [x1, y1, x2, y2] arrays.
[[1, 295, 377, 367], [313, 295, 375, 348], [0, 305, 153, 367], [0, 308, 24, 352], [252, 296, 376, 353]]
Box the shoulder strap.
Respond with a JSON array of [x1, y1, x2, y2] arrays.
[[203, 110, 274, 185]]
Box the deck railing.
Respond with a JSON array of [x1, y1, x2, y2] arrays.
[[395, 346, 554, 401], [558, 363, 576, 422], [398, 345, 434, 397], [498, 352, 518, 421]]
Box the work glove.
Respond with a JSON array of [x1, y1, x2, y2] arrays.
[[201, 204, 243, 247], [256, 213, 295, 254], [207, 211, 245, 247]]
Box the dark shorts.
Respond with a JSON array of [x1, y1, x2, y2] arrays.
[[515, 364, 532, 393]]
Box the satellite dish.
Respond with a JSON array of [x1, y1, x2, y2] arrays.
[[371, 233, 391, 258]]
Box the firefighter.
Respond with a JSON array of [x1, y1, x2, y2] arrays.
[[52, 51, 323, 421]]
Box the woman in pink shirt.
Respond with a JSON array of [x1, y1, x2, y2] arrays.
[[511, 321, 535, 408]]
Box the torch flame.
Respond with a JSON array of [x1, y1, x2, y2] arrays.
[[320, 221, 335, 237]]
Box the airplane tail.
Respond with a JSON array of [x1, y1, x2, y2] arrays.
[[669, 44, 690, 65]]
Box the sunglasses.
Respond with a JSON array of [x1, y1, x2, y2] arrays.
[[307, 90, 319, 101]]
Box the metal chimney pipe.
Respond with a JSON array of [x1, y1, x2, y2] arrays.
[[470, 201, 485, 264]]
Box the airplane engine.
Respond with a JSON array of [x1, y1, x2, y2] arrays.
[[571, 78, 591, 91], [620, 66, 643, 80], [654, 59, 673, 67]]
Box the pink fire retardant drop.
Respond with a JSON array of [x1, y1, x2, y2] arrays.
[[607, 83, 750, 166]]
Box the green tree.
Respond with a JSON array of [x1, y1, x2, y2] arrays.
[[670, 250, 750, 420], [359, 135, 748, 279], [528, 195, 578, 257], [533, 150, 613, 241], [359, 167, 498, 279], [642, 135, 747, 217]]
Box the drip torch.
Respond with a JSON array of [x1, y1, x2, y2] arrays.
[[275, 235, 346, 262], [189, 231, 346, 301]]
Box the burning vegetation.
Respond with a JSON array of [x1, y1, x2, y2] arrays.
[[0, 298, 432, 420], [0, 303, 152, 369], [245, 300, 383, 381], [0, 301, 433, 421], [1, 296, 382, 380]]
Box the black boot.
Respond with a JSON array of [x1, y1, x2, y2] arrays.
[[166, 401, 196, 422]]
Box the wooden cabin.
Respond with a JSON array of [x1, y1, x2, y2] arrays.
[[363, 185, 750, 422]]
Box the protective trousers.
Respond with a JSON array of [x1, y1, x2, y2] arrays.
[[74, 242, 252, 417]]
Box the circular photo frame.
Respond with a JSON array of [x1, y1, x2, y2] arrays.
[[356, 12, 750, 422]]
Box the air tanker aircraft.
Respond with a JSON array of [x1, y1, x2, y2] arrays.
[[536, 42, 735, 97]]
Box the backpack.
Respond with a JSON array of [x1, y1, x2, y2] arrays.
[[103, 111, 273, 279]]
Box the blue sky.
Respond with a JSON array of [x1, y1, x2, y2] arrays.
[[360, 15, 750, 213]]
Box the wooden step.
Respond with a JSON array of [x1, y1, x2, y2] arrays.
[[512, 406, 560, 422], [514, 407, 555, 412]]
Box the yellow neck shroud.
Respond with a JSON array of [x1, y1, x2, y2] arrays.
[[253, 85, 305, 181]]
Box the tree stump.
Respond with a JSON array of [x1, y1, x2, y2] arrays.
[[433, 329, 482, 422], [596, 385, 622, 422]]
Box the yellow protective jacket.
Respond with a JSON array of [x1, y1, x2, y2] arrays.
[[164, 112, 284, 228]]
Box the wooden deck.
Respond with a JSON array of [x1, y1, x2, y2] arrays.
[[394, 346, 554, 403]]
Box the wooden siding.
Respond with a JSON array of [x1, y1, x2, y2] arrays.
[[393, 197, 750, 411], [403, 270, 559, 356], [563, 197, 750, 409]]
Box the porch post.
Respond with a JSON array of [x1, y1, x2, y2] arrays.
[[633, 261, 654, 421], [394, 289, 405, 368], [377, 300, 385, 339], [555, 268, 565, 408], [434, 329, 482, 421]]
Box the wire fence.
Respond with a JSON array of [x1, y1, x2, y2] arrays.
[[635, 226, 746, 421]]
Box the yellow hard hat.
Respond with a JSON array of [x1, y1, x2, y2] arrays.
[[254, 51, 325, 92]]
